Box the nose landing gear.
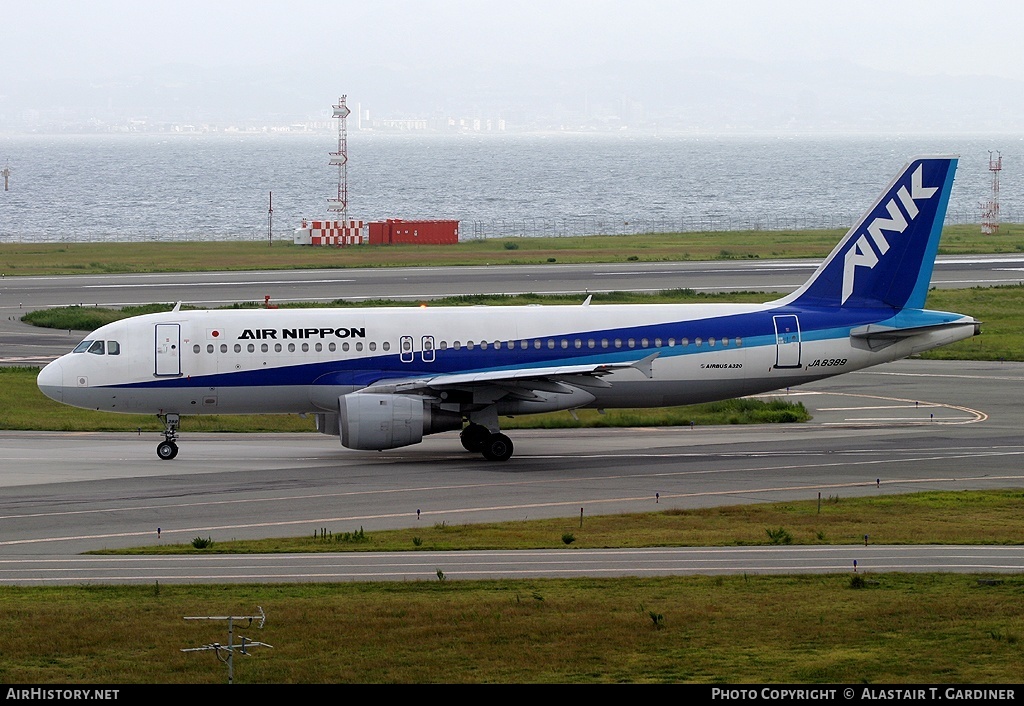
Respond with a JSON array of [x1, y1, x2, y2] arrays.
[[157, 413, 180, 460]]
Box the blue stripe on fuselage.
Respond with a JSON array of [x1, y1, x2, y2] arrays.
[[104, 304, 930, 391]]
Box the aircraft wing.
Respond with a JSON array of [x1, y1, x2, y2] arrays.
[[361, 352, 659, 395]]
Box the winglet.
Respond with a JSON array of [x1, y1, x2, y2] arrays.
[[632, 352, 660, 379]]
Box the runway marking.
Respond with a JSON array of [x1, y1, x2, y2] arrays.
[[83, 278, 356, 288], [855, 370, 1024, 382], [816, 404, 941, 411], [796, 389, 988, 425], [3, 546, 1023, 583]]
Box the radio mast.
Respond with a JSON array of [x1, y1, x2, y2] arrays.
[[328, 96, 351, 223], [981, 151, 1002, 235]]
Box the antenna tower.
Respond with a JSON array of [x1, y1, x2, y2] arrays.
[[981, 150, 1002, 234], [328, 96, 351, 222]]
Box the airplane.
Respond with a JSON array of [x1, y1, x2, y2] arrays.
[[37, 155, 979, 462]]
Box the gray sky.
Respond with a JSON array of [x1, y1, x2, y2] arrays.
[[6, 0, 1021, 78], [4, 1, 1024, 130]]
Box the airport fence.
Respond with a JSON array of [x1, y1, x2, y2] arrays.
[[461, 207, 1014, 240], [0, 207, 1016, 243]]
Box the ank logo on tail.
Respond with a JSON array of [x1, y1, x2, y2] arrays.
[[841, 164, 939, 304]]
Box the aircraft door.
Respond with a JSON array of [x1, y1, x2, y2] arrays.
[[400, 336, 414, 363], [155, 323, 182, 376], [773, 315, 802, 369], [421, 336, 435, 363]]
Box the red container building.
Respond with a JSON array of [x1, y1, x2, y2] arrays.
[[368, 219, 459, 245]]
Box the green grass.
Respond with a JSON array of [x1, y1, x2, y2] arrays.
[[3, 224, 1023, 276], [4, 491, 1024, 683], [919, 285, 1024, 361], [1, 575, 1022, 683]]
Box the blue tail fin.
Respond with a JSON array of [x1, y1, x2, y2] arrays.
[[778, 155, 957, 310]]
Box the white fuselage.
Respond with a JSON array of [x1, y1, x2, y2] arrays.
[[37, 302, 976, 417]]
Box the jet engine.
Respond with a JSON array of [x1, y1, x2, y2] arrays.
[[335, 393, 461, 451]]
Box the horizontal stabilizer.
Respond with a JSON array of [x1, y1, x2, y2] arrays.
[[850, 319, 980, 341]]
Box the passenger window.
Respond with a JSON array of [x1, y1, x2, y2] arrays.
[[107, 341, 121, 355], [234, 344, 242, 353], [192, 344, 200, 354], [220, 344, 228, 353], [315, 343, 323, 352], [383, 342, 391, 351], [207, 344, 214, 354], [88, 340, 105, 355]]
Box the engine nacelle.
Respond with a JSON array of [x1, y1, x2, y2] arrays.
[[337, 393, 461, 450]]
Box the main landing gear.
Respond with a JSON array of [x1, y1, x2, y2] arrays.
[[157, 413, 180, 460], [460, 423, 514, 462]]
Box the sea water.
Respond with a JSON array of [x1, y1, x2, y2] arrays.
[[0, 132, 1020, 242]]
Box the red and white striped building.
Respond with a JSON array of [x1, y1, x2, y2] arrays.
[[292, 219, 366, 246]]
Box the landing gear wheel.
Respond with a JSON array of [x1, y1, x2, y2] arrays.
[[481, 433, 514, 462], [460, 423, 491, 452], [157, 413, 181, 460], [157, 440, 179, 460]]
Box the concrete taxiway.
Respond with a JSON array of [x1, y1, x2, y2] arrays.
[[1, 359, 1022, 583]]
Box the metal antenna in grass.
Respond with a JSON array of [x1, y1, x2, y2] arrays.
[[182, 606, 273, 684]]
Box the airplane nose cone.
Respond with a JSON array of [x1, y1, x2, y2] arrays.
[[37, 359, 64, 403]]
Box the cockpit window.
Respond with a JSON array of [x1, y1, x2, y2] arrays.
[[107, 341, 120, 355], [87, 340, 105, 355], [73, 340, 93, 353]]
